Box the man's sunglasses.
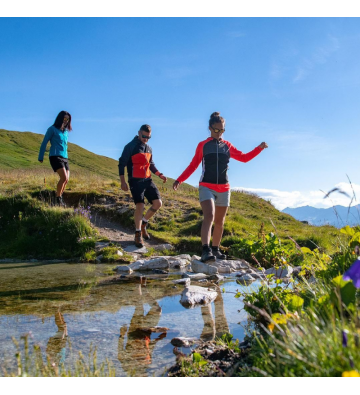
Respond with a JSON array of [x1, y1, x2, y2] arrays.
[[211, 127, 225, 134], [141, 135, 151, 140]]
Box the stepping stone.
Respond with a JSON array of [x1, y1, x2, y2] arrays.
[[171, 337, 199, 347], [182, 273, 208, 280], [129, 257, 169, 271], [115, 265, 133, 274], [180, 285, 218, 308], [265, 266, 293, 279], [236, 274, 256, 285], [172, 278, 191, 285], [191, 259, 218, 275], [124, 245, 148, 254]]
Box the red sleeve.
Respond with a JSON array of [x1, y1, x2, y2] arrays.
[[227, 141, 263, 163], [177, 141, 205, 183]]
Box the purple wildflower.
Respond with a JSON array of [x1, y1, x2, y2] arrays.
[[343, 259, 360, 288], [342, 330, 348, 347]]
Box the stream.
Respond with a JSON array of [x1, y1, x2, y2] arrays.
[[0, 261, 259, 376]]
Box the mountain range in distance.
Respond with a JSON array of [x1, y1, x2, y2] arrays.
[[282, 205, 360, 228]]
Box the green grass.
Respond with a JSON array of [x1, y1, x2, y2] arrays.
[[0, 129, 341, 258]]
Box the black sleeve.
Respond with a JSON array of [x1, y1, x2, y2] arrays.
[[118, 144, 132, 176], [149, 154, 160, 174]]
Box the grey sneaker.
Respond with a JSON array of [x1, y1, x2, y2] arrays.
[[201, 248, 216, 263], [212, 248, 226, 260]]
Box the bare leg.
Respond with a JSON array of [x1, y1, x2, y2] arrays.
[[134, 203, 145, 229], [212, 206, 228, 247], [56, 168, 67, 197], [59, 170, 70, 196], [143, 199, 162, 221], [200, 199, 215, 245]]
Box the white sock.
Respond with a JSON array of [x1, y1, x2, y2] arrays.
[[142, 218, 148, 223], [136, 229, 141, 232]]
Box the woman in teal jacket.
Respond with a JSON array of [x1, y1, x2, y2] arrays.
[[38, 111, 72, 206]]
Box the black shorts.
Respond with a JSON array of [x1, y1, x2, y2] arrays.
[[129, 178, 161, 205], [49, 156, 69, 173]]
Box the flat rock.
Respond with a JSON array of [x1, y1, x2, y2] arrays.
[[191, 259, 219, 275], [236, 274, 256, 284], [180, 285, 218, 308], [124, 245, 148, 254], [182, 273, 208, 280], [208, 274, 225, 282], [115, 265, 133, 274], [153, 243, 174, 251], [171, 337, 199, 348], [129, 257, 169, 271], [155, 255, 190, 268], [172, 278, 191, 286], [265, 266, 293, 279]]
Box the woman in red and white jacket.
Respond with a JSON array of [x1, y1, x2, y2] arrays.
[[173, 112, 268, 263]]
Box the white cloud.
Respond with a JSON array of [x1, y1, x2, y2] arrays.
[[232, 182, 360, 211], [293, 35, 340, 83]]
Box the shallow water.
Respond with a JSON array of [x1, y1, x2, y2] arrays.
[[0, 262, 257, 376]]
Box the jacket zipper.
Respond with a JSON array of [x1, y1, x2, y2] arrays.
[[216, 140, 219, 184]]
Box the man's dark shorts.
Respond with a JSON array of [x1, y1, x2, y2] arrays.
[[129, 178, 161, 204], [49, 156, 70, 173]]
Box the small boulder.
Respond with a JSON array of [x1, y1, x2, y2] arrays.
[[180, 285, 218, 307], [171, 337, 199, 348], [154, 243, 174, 251], [182, 273, 208, 280], [172, 278, 191, 286], [236, 274, 256, 285], [115, 265, 133, 274], [124, 245, 148, 254], [191, 259, 218, 275], [265, 266, 293, 279], [129, 257, 169, 271]]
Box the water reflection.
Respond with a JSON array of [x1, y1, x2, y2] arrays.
[[200, 290, 230, 341], [46, 310, 68, 367], [118, 279, 167, 376]]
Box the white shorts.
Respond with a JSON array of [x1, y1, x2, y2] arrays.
[[199, 185, 231, 207]]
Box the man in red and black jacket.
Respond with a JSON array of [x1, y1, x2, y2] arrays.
[[119, 124, 167, 247]]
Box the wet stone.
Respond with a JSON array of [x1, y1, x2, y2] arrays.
[[129, 257, 169, 271], [182, 273, 208, 280], [172, 278, 191, 286], [180, 285, 218, 308], [265, 265, 293, 279], [191, 259, 219, 275], [236, 274, 256, 285], [115, 265, 133, 274], [171, 337, 199, 348]]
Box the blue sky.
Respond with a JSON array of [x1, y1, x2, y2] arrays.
[[1, 17, 360, 209]]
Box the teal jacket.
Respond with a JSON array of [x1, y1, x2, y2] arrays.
[[38, 126, 68, 161]]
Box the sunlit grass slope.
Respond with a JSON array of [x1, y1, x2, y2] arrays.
[[0, 129, 340, 255]]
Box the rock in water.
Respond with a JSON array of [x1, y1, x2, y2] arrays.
[[171, 337, 199, 347], [265, 266, 293, 279], [182, 273, 208, 280], [129, 257, 169, 271], [236, 274, 256, 285], [191, 259, 219, 275], [172, 278, 191, 285], [115, 265, 133, 274], [124, 245, 149, 254], [180, 286, 218, 307]]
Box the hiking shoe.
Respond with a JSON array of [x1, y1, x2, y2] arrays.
[[56, 196, 66, 207], [212, 248, 226, 260], [141, 221, 150, 240], [201, 248, 216, 263], [135, 231, 144, 248]]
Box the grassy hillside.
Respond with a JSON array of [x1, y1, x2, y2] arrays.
[[0, 129, 342, 258]]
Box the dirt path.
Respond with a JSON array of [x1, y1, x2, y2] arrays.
[[90, 212, 165, 249]]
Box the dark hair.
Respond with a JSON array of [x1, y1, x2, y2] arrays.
[[209, 112, 225, 128], [139, 124, 151, 133], [53, 111, 72, 131]]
